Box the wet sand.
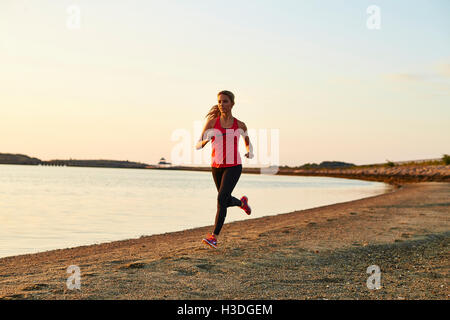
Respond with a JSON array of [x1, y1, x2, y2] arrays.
[[0, 180, 448, 300]]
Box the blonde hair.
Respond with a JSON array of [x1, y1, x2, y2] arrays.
[[205, 90, 235, 121]]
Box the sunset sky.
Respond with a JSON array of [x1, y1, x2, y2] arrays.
[[1, 0, 449, 167]]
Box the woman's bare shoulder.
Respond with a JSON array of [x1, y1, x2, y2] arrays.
[[236, 119, 247, 130]]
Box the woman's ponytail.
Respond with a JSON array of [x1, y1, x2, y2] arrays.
[[205, 104, 220, 121]]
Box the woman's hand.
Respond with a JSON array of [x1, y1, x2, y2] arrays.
[[196, 136, 211, 150], [244, 152, 254, 159]]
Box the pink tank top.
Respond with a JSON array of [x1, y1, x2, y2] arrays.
[[211, 116, 242, 168]]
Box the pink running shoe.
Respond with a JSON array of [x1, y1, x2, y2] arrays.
[[202, 233, 217, 249], [240, 196, 251, 215]]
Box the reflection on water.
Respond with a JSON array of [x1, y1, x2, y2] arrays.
[[0, 164, 391, 258]]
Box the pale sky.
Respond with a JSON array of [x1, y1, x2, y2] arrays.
[[1, 0, 449, 167]]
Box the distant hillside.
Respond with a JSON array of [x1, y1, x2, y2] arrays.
[[0, 153, 150, 169], [294, 161, 356, 169], [0, 153, 41, 165]]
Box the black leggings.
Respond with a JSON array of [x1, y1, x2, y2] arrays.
[[211, 164, 243, 235]]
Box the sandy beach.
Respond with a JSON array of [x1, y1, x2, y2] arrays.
[[0, 169, 448, 300]]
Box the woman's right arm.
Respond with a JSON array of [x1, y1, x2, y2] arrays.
[[195, 119, 214, 150]]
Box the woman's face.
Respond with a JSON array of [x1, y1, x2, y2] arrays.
[[218, 94, 234, 114]]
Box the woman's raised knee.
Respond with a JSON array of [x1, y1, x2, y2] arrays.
[[217, 193, 231, 207]]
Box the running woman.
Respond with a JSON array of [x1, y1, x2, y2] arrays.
[[195, 90, 254, 249]]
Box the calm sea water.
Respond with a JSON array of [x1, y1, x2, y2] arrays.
[[0, 164, 392, 258]]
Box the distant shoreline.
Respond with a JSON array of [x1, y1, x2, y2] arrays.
[[1, 160, 449, 186], [143, 165, 450, 185]]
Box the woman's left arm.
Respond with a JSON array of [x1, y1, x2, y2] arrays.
[[239, 121, 254, 159]]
